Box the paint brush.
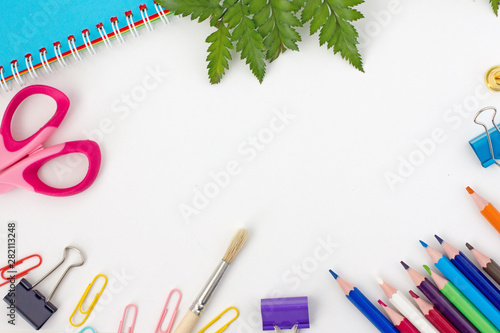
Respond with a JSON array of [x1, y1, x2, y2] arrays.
[[174, 229, 248, 333]]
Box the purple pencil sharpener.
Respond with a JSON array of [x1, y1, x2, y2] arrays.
[[261, 297, 310, 332]]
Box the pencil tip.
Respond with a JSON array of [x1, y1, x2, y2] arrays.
[[329, 269, 338, 279], [374, 275, 384, 285], [434, 235, 444, 244], [466, 242, 474, 250], [378, 300, 387, 307], [409, 290, 419, 299], [423, 265, 431, 275], [400, 261, 409, 270], [466, 186, 474, 194], [419, 240, 428, 248]]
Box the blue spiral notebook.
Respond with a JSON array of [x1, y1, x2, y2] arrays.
[[0, 1, 172, 91]]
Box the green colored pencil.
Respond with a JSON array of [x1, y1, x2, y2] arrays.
[[424, 265, 499, 333]]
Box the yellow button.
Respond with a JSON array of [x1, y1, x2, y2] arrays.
[[485, 66, 500, 92]]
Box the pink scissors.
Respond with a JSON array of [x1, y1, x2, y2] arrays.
[[0, 85, 101, 196]]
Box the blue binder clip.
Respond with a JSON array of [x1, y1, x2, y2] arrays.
[[469, 107, 500, 168]]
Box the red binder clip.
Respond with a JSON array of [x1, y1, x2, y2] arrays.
[[0, 254, 42, 287]]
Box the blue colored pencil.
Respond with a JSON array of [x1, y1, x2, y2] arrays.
[[329, 270, 399, 333], [436, 236, 500, 311], [421, 241, 500, 330]]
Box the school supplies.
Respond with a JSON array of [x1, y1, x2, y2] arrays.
[[378, 300, 420, 333], [421, 240, 500, 330], [436, 236, 500, 311], [329, 270, 399, 333], [469, 107, 500, 168], [0, 85, 101, 196], [199, 306, 239, 333], [3, 246, 85, 330], [467, 243, 500, 286], [409, 290, 460, 333], [0, 254, 42, 287], [70, 274, 108, 326], [401, 262, 479, 333], [155, 289, 182, 333], [424, 266, 499, 333], [174, 229, 248, 333], [261, 297, 309, 332], [118, 304, 138, 333], [466, 187, 500, 235], [0, 1, 172, 91], [485, 67, 500, 92], [377, 277, 439, 333]]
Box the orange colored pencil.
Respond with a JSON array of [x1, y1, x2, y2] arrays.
[[466, 187, 500, 235]]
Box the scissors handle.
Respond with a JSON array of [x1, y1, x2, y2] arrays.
[[0, 140, 101, 196], [0, 85, 69, 171]]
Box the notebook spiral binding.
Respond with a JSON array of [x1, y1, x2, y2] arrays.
[[0, 1, 173, 93]]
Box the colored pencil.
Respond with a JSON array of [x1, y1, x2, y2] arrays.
[[421, 240, 500, 330], [409, 290, 460, 333], [436, 236, 500, 311], [401, 261, 479, 333], [466, 187, 500, 235], [377, 277, 439, 333], [424, 265, 500, 333], [329, 270, 400, 333], [467, 243, 500, 286], [378, 300, 420, 333]]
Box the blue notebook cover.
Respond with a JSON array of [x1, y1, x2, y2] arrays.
[[1, 1, 169, 83]]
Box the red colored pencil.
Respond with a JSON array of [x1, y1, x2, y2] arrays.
[[378, 300, 420, 333], [409, 290, 460, 333]]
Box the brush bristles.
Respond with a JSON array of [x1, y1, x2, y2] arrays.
[[222, 229, 248, 264]]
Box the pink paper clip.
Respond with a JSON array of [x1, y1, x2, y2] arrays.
[[0, 254, 42, 287], [154, 289, 182, 333], [118, 304, 138, 333]]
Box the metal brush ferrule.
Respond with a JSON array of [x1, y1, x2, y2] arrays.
[[189, 260, 230, 315]]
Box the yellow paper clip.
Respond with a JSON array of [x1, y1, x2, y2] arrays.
[[198, 307, 239, 333], [69, 274, 108, 327]]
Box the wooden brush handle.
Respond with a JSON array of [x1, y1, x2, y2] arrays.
[[173, 311, 199, 333]]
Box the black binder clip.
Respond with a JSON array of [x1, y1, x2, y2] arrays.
[[3, 246, 85, 330]]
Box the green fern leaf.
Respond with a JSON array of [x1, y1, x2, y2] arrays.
[[224, 0, 267, 82], [303, 0, 364, 72], [157, 0, 222, 23], [206, 22, 233, 84], [161, 0, 366, 83], [254, 0, 302, 61], [491, 0, 499, 16]]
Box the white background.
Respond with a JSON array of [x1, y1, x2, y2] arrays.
[[1, 0, 500, 332]]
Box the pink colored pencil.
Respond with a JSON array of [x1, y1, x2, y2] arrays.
[[378, 300, 420, 333], [409, 290, 460, 333]]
